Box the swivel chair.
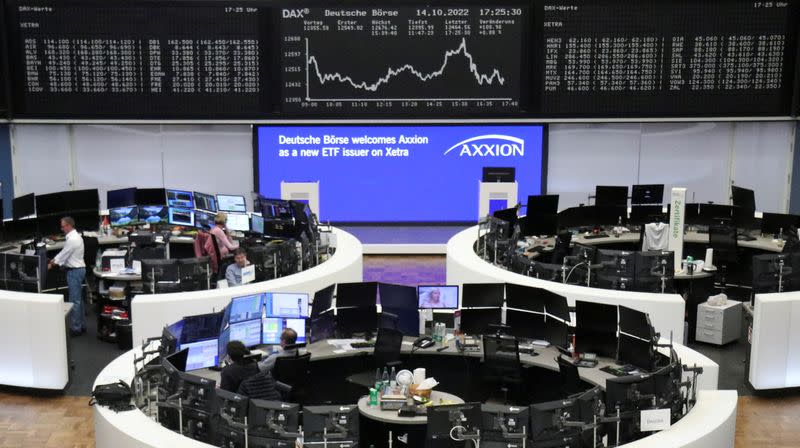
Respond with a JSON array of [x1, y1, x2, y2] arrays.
[[273, 349, 311, 404], [346, 327, 404, 389], [709, 225, 738, 293], [481, 334, 524, 404], [556, 355, 583, 396]]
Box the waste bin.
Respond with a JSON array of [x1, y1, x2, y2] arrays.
[[116, 319, 133, 350]]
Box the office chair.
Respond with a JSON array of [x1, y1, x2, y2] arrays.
[[346, 327, 404, 389], [550, 230, 572, 265], [273, 351, 311, 403], [709, 225, 738, 292], [556, 355, 584, 396], [193, 231, 219, 274], [481, 334, 524, 404]]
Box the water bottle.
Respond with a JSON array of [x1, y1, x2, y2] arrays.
[[375, 368, 382, 390], [389, 366, 396, 387], [381, 367, 389, 386]]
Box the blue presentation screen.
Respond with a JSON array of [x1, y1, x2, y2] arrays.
[[256, 125, 546, 222]]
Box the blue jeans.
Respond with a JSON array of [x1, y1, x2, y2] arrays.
[[66, 268, 86, 332]]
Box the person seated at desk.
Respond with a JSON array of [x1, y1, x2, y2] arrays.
[[225, 248, 250, 286], [220, 340, 259, 393], [258, 328, 298, 373], [206, 212, 239, 258]]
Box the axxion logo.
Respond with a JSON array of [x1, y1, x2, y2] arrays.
[[443, 134, 525, 157]]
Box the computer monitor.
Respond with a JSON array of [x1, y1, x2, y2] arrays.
[[109, 206, 140, 227], [72, 210, 100, 232], [617, 334, 654, 372], [162, 321, 183, 356], [597, 249, 637, 277], [168, 207, 195, 227], [262, 317, 307, 345], [542, 290, 570, 321], [526, 195, 559, 215], [520, 214, 559, 237], [336, 282, 378, 307], [634, 251, 674, 290], [136, 188, 166, 206], [0, 218, 38, 242], [426, 403, 481, 446], [227, 319, 262, 348], [631, 184, 664, 205], [752, 253, 796, 294], [336, 305, 378, 337], [180, 311, 224, 345], [166, 189, 194, 209], [417, 285, 459, 309], [248, 400, 301, 439], [302, 405, 359, 442], [107, 187, 137, 209], [731, 185, 756, 210], [35, 192, 67, 216], [504, 283, 546, 313], [138, 205, 168, 225], [309, 312, 336, 343], [574, 301, 618, 358], [462, 283, 504, 308], [482, 167, 515, 183], [459, 308, 502, 335], [65, 189, 99, 211], [629, 205, 665, 225], [216, 389, 249, 421], [492, 207, 518, 234], [178, 371, 217, 411], [217, 194, 247, 213], [193, 192, 217, 213], [179, 338, 219, 371], [597, 273, 635, 291], [265, 292, 309, 318], [530, 398, 582, 445], [226, 213, 250, 232], [311, 284, 335, 317], [595, 205, 628, 226], [505, 309, 546, 341], [259, 198, 294, 220], [544, 317, 570, 349], [595, 186, 628, 207], [618, 306, 653, 340], [761, 212, 800, 236], [251, 213, 265, 234], [697, 203, 734, 226], [194, 210, 215, 230], [557, 206, 596, 229], [480, 403, 530, 443], [141, 258, 180, 282], [605, 374, 656, 444], [732, 206, 758, 230], [378, 282, 418, 309], [379, 305, 420, 337], [229, 293, 265, 323], [12, 193, 35, 219]]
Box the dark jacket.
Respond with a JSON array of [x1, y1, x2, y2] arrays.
[[237, 371, 281, 400], [220, 362, 259, 393]]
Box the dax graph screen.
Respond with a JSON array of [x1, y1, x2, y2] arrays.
[[278, 4, 529, 116], [255, 124, 546, 223]]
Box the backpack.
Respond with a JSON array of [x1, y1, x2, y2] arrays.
[[89, 380, 135, 412]]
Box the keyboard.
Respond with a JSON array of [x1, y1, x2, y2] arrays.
[[350, 341, 375, 349], [584, 233, 610, 240]]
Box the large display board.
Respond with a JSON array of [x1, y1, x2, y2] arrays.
[[1, 0, 800, 118], [255, 124, 546, 222], [5, 0, 267, 118], [538, 0, 799, 117], [278, 3, 530, 116]]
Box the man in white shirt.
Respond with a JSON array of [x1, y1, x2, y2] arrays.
[[225, 248, 249, 286], [48, 217, 86, 336]]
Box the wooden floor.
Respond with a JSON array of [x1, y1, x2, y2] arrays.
[[0, 390, 797, 447], [0, 391, 94, 447], [0, 255, 798, 446]]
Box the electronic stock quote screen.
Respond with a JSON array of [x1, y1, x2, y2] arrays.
[[538, 0, 799, 117], [5, 0, 267, 118], [278, 2, 531, 116]]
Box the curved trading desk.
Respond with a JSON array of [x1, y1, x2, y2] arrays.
[[130, 227, 362, 343], [93, 337, 727, 448], [447, 226, 689, 342]]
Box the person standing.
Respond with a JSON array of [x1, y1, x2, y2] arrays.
[[48, 216, 86, 336]]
